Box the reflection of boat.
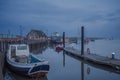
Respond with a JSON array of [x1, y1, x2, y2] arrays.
[[6, 44, 49, 77], [5, 68, 48, 80]]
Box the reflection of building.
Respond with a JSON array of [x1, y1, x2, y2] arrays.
[[27, 30, 47, 41], [26, 30, 48, 44]]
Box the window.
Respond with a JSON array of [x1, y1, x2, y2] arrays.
[[11, 46, 16, 58], [17, 46, 27, 50]]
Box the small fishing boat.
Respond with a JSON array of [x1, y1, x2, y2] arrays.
[[55, 45, 63, 52], [6, 44, 49, 77]]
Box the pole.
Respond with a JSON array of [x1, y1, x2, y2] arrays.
[[81, 26, 84, 55], [63, 32, 65, 48]]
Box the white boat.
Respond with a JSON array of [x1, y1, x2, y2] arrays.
[[6, 44, 49, 77]]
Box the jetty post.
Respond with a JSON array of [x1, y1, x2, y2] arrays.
[[81, 26, 84, 55], [63, 32, 65, 48], [0, 52, 5, 80]]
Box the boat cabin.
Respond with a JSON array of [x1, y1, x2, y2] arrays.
[[8, 44, 30, 63]]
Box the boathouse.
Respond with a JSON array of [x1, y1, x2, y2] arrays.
[[26, 30, 47, 43]]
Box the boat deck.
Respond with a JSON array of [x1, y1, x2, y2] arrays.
[[11, 55, 29, 63]]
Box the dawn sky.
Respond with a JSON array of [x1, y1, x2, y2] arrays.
[[0, 0, 120, 38]]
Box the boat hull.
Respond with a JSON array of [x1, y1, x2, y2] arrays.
[[6, 58, 49, 77]]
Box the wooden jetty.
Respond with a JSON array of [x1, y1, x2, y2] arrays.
[[64, 47, 120, 71], [64, 50, 120, 75]]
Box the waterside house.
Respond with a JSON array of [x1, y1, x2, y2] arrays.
[[26, 30, 48, 44]]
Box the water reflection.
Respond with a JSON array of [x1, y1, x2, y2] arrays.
[[63, 50, 85, 80], [5, 69, 48, 80], [63, 50, 65, 67], [48, 42, 57, 49], [81, 62, 84, 80], [64, 50, 120, 75], [87, 66, 90, 75], [29, 43, 48, 54]]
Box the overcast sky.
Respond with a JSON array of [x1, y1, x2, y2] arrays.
[[0, 0, 120, 38]]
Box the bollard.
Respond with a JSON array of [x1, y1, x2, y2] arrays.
[[112, 52, 115, 59]]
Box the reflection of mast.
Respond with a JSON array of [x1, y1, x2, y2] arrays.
[[63, 50, 65, 67], [81, 62, 84, 80]]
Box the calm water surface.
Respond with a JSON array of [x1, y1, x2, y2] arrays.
[[6, 40, 120, 80]]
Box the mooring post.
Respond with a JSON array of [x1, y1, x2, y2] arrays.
[[2, 41, 4, 52], [81, 26, 84, 55], [0, 41, 1, 52], [0, 52, 5, 80], [63, 32, 65, 48]]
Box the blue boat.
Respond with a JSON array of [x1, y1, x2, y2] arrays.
[[6, 44, 49, 77]]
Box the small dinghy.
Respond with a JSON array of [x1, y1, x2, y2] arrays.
[[55, 45, 63, 52], [6, 44, 49, 77]]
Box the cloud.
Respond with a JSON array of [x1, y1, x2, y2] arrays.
[[0, 0, 120, 38]]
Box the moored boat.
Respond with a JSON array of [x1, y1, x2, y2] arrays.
[[55, 45, 63, 52], [6, 44, 49, 77]]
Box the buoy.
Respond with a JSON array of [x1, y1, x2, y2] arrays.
[[87, 48, 90, 54], [112, 52, 115, 59]]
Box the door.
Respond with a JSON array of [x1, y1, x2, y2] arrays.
[[11, 46, 16, 58]]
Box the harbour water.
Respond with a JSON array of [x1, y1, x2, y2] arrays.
[[5, 39, 120, 80]]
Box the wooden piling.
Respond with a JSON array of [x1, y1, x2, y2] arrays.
[[63, 32, 65, 48], [81, 26, 84, 55], [0, 52, 5, 80]]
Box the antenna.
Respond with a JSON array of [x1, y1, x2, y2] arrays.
[[19, 25, 23, 43]]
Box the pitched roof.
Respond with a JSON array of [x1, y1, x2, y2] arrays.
[[27, 29, 47, 37]]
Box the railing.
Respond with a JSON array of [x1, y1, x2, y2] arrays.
[[0, 34, 20, 39]]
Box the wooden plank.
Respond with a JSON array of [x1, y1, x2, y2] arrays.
[[84, 54, 120, 68]]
